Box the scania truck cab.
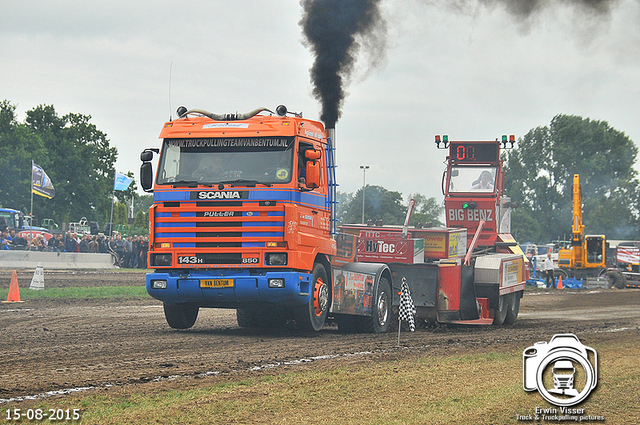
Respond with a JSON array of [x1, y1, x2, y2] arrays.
[[140, 106, 338, 331]]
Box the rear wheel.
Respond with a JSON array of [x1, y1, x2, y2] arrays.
[[236, 308, 261, 328], [294, 263, 330, 331], [492, 295, 510, 326], [504, 292, 521, 325], [360, 278, 391, 333], [164, 302, 199, 329]]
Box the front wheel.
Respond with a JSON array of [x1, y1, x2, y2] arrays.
[[164, 302, 199, 329], [294, 263, 330, 331]]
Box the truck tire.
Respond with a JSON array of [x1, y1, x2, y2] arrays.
[[236, 308, 261, 328], [492, 295, 510, 326], [294, 263, 330, 332], [360, 278, 391, 333], [237, 307, 288, 328], [603, 270, 625, 289], [335, 315, 359, 333], [163, 302, 199, 329], [503, 292, 521, 325]]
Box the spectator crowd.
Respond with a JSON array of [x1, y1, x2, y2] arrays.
[[0, 225, 148, 269]]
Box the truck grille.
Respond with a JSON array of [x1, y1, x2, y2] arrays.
[[154, 200, 285, 249]]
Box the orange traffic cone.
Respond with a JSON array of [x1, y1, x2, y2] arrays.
[[3, 270, 24, 303], [557, 275, 563, 290]]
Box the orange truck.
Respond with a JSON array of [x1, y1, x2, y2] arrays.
[[140, 106, 526, 332]]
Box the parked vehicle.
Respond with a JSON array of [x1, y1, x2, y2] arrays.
[[0, 207, 53, 246]]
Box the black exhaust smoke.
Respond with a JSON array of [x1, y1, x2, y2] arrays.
[[300, 0, 617, 129], [446, 0, 618, 20], [299, 0, 387, 129]]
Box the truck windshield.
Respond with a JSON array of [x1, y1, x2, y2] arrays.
[[448, 166, 497, 193], [156, 137, 295, 186]]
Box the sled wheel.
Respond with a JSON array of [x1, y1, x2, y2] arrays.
[[163, 302, 199, 329], [504, 292, 521, 325], [294, 263, 330, 331], [492, 294, 510, 326]]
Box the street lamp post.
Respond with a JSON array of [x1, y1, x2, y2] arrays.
[[360, 165, 369, 224]]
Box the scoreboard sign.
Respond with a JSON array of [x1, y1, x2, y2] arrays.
[[450, 142, 499, 164]]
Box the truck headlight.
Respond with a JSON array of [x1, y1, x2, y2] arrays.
[[151, 253, 172, 267], [268, 278, 285, 288], [151, 279, 167, 289], [266, 253, 287, 266]]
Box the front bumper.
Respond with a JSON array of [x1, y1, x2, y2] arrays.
[[146, 269, 312, 308]]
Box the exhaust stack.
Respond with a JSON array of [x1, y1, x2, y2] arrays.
[[327, 128, 335, 149], [325, 127, 337, 235], [326, 127, 336, 166]]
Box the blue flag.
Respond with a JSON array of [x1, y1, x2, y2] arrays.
[[114, 171, 134, 191]]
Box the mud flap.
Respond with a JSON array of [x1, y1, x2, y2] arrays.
[[330, 262, 390, 317], [459, 265, 479, 320]]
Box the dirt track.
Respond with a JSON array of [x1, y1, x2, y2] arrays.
[[1, 270, 639, 403]]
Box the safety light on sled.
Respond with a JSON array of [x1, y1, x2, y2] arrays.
[[462, 201, 477, 210]]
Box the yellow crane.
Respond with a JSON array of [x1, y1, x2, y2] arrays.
[[557, 174, 606, 279]]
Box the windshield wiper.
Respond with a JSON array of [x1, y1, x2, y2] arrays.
[[170, 179, 221, 188], [219, 179, 272, 187], [170, 180, 198, 188]]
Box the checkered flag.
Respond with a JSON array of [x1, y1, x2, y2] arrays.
[[398, 277, 416, 332]]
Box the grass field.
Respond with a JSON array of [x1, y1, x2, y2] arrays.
[[2, 337, 637, 424]]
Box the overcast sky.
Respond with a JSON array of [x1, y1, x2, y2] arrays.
[[2, 0, 639, 204]]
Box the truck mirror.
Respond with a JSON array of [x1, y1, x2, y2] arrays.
[[305, 149, 322, 161], [140, 162, 154, 192], [305, 161, 321, 189], [140, 151, 153, 162]]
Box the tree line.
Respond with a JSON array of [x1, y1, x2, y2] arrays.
[[2, 100, 636, 242], [0, 100, 149, 233], [337, 188, 444, 228], [504, 114, 640, 243]]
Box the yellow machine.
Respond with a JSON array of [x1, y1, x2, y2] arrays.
[[557, 174, 606, 279]]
